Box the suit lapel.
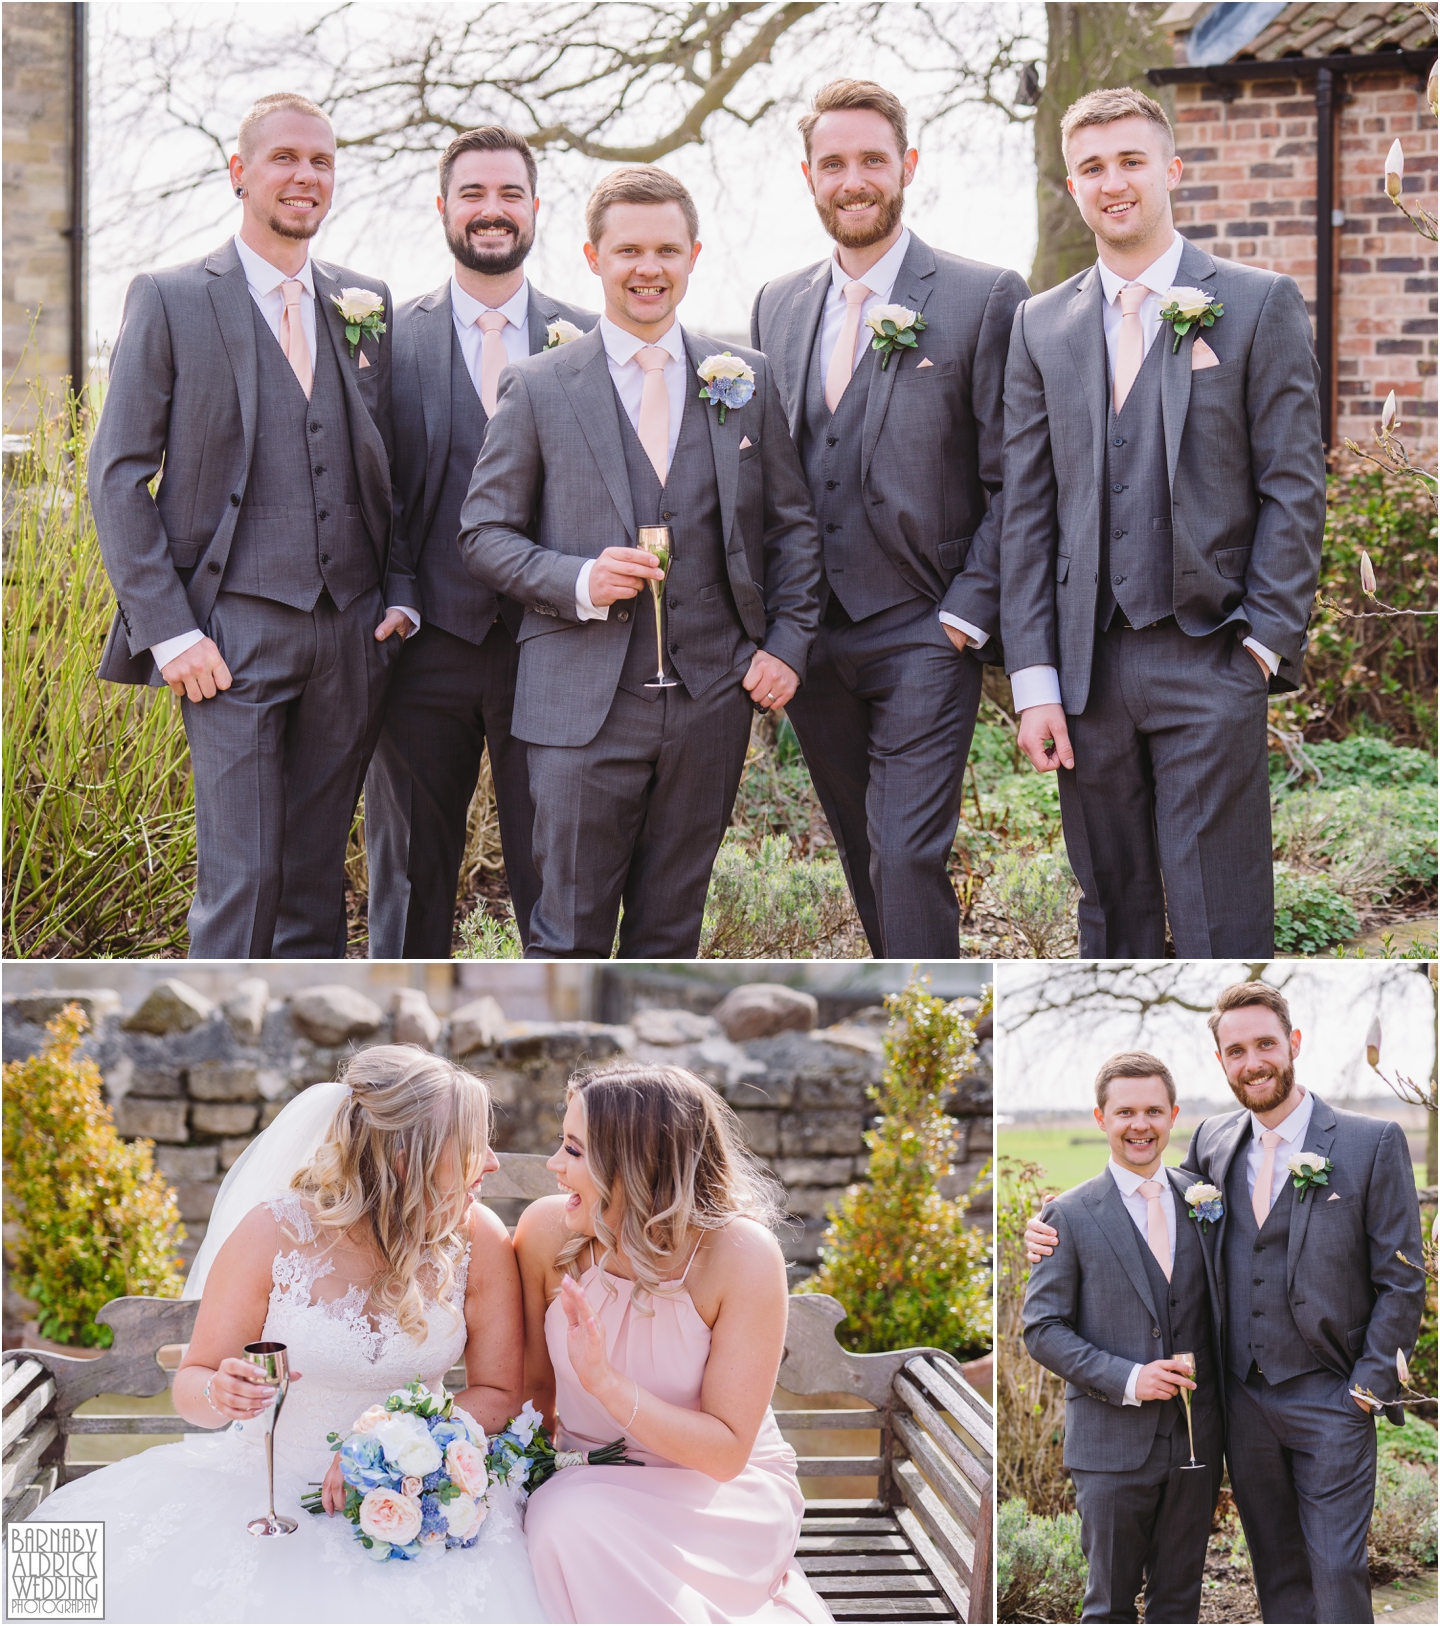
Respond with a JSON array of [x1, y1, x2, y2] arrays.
[[416, 285, 455, 552], [1160, 238, 1218, 489], [1286, 1093, 1337, 1293], [527, 286, 559, 357], [312, 261, 390, 543], [1065, 265, 1108, 494], [204, 242, 259, 480], [1199, 1111, 1250, 1256], [556, 329, 635, 536], [684, 330, 738, 553], [860, 234, 936, 483], [784, 262, 832, 443], [1084, 1174, 1159, 1323]]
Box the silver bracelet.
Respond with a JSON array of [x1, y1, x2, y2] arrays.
[[202, 1376, 226, 1420], [622, 1378, 641, 1432]]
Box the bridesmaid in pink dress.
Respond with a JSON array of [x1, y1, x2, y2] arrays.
[[515, 1065, 832, 1625]]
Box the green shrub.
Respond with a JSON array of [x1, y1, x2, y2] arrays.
[[1379, 1414, 1438, 1470], [1269, 735, 1438, 792], [997, 1498, 1087, 1624], [799, 979, 991, 1357], [1272, 866, 1360, 954], [455, 904, 522, 959], [725, 712, 835, 859], [2, 1005, 186, 1346], [1369, 1452, 1438, 1575], [700, 832, 858, 958], [990, 850, 1078, 958], [1273, 785, 1436, 905]]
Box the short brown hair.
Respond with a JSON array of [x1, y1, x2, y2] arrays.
[[1061, 86, 1175, 165], [439, 125, 538, 201], [1095, 1051, 1176, 1109], [1207, 982, 1293, 1043], [798, 79, 908, 161], [237, 93, 332, 159], [585, 166, 699, 246]]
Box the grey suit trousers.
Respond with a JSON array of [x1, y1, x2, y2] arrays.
[[1070, 1396, 1223, 1623], [182, 587, 400, 958], [784, 596, 980, 957], [1058, 619, 1274, 957], [525, 675, 754, 958], [1225, 1367, 1378, 1625], [364, 618, 539, 957]]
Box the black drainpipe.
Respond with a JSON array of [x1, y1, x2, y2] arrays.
[[68, 2, 87, 400], [1314, 66, 1336, 448]]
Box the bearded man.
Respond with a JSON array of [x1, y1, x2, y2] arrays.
[[751, 78, 1027, 958]]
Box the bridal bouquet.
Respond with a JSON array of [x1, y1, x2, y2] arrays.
[[485, 1399, 640, 1494]]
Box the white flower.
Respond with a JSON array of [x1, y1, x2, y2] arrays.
[[509, 1400, 544, 1449], [441, 1492, 488, 1541], [1163, 286, 1215, 322], [546, 319, 584, 348], [1360, 551, 1377, 596], [335, 287, 385, 323], [374, 1411, 443, 1478], [451, 1404, 486, 1449], [1381, 390, 1398, 431], [1385, 138, 1404, 201], [865, 303, 921, 337], [350, 1404, 389, 1435], [1184, 1183, 1221, 1206], [1287, 1151, 1327, 1176], [1396, 1347, 1411, 1386], [696, 351, 755, 384]]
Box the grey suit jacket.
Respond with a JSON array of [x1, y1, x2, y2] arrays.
[[1000, 237, 1325, 711], [1023, 1165, 1224, 1473], [91, 238, 396, 686], [457, 324, 822, 748], [1180, 1090, 1424, 1422], [750, 233, 1026, 648], [391, 280, 596, 636]]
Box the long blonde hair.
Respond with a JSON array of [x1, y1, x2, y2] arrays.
[[556, 1066, 784, 1311], [291, 1046, 491, 1340]]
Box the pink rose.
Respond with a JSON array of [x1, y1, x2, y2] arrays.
[[445, 1438, 489, 1498], [358, 1488, 423, 1547], [350, 1404, 390, 1435], [401, 1475, 423, 1499]]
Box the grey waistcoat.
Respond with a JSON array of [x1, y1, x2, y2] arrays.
[[614, 381, 747, 702], [801, 335, 914, 623], [1098, 337, 1173, 631], [1136, 1197, 1216, 1436], [422, 331, 497, 645], [225, 300, 377, 612], [1223, 1145, 1324, 1384]]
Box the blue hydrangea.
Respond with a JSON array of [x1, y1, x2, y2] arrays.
[[340, 1433, 400, 1494], [429, 1418, 467, 1450], [419, 1495, 448, 1540], [704, 374, 754, 412]]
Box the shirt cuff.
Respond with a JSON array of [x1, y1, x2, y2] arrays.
[[1242, 636, 1279, 675], [150, 628, 205, 673], [575, 559, 610, 622], [1010, 664, 1063, 712], [1123, 1363, 1142, 1407], [388, 606, 421, 633], [938, 611, 988, 650]]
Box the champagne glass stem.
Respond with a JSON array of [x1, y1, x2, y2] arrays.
[[266, 1430, 277, 1522], [1182, 1390, 1197, 1466], [652, 580, 665, 682]]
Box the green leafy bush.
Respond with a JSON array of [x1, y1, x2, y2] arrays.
[[990, 850, 1078, 958], [1270, 735, 1438, 792], [2, 1005, 185, 1346], [997, 1498, 1087, 1624], [455, 904, 522, 959], [1273, 785, 1437, 905], [1369, 1451, 1438, 1577], [799, 980, 991, 1357], [1379, 1414, 1438, 1470], [700, 832, 857, 958], [1272, 866, 1360, 955]]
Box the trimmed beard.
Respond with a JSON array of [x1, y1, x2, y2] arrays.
[[267, 206, 324, 242], [815, 184, 905, 250], [446, 211, 534, 277], [1226, 1056, 1296, 1115]]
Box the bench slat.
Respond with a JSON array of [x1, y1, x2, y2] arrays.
[[2, 1380, 56, 1451], [62, 1416, 203, 1436], [796, 1455, 885, 1476], [1, 1483, 45, 1526], [1, 1361, 45, 1410], [801, 1498, 888, 1513], [893, 1461, 974, 1593], [905, 1356, 995, 1460], [1, 1420, 58, 1499], [894, 1373, 991, 1496], [775, 1410, 882, 1431], [894, 1503, 974, 1623], [800, 1554, 925, 1575], [798, 1534, 913, 1556], [823, 1596, 955, 1620], [802, 1516, 901, 1536], [893, 1414, 980, 1536], [812, 1573, 941, 1596]]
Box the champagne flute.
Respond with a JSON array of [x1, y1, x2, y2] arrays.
[[1174, 1350, 1203, 1470], [243, 1341, 298, 1536], [637, 524, 678, 689]]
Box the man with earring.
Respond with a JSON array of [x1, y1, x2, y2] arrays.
[[363, 126, 596, 958], [751, 78, 1027, 958], [90, 92, 408, 957]]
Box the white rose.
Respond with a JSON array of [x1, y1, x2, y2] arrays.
[[1184, 1183, 1221, 1206], [697, 351, 754, 383], [1286, 1151, 1327, 1176], [546, 319, 584, 347], [374, 1412, 443, 1478], [1163, 286, 1214, 321], [335, 287, 385, 323], [451, 1405, 486, 1449], [441, 1492, 488, 1541], [865, 303, 919, 336]]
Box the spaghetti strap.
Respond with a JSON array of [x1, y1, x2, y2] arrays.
[[677, 1236, 703, 1284]]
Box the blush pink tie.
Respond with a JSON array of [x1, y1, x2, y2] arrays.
[[1112, 281, 1149, 413], [635, 346, 671, 484], [825, 279, 871, 413], [1252, 1130, 1282, 1228], [279, 278, 312, 400], [477, 309, 509, 417], [1138, 1180, 1172, 1282]]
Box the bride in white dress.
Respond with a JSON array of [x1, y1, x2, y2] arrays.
[[25, 1047, 549, 1625]]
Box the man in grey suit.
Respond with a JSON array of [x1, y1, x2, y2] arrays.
[[1024, 1052, 1224, 1622], [1000, 88, 1326, 956], [752, 80, 1027, 958], [90, 93, 411, 958], [1027, 981, 1425, 1625], [459, 167, 821, 957], [363, 126, 595, 958]]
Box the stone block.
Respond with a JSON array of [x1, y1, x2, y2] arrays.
[[260, 1097, 296, 1129], [781, 1185, 848, 1220], [732, 1110, 779, 1157], [256, 1069, 290, 1101], [289, 986, 384, 1046], [103, 1056, 135, 1103], [122, 978, 215, 1035], [296, 1049, 346, 1086], [187, 1062, 260, 1102], [779, 1219, 828, 1268], [121, 1066, 185, 1098], [222, 978, 269, 1043], [190, 1102, 259, 1137], [493, 1023, 628, 1068], [8, 990, 121, 1028], [746, 1031, 877, 1110], [780, 1111, 866, 1158], [219, 1136, 255, 1171], [774, 1158, 856, 1189], [450, 996, 505, 1057], [114, 1098, 189, 1143], [172, 1181, 222, 1225], [713, 984, 817, 1041], [391, 988, 441, 1049], [631, 1008, 718, 1046], [153, 1145, 219, 1183]]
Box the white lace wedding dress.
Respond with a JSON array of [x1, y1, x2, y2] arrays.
[[25, 1197, 549, 1624]]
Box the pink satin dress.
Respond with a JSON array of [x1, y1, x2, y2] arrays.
[[525, 1250, 832, 1624]]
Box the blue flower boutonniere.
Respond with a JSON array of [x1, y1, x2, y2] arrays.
[[1184, 1182, 1223, 1233], [697, 352, 756, 424]]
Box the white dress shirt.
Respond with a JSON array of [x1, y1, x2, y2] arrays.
[[150, 236, 415, 673], [574, 315, 688, 621], [1106, 1157, 1177, 1407], [1245, 1085, 1314, 1212], [1009, 232, 1277, 713], [450, 275, 531, 391]]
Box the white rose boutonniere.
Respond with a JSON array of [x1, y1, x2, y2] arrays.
[[697, 351, 756, 424], [1183, 1182, 1223, 1232], [331, 288, 387, 358], [544, 319, 584, 350], [1286, 1150, 1333, 1202], [1158, 285, 1223, 353], [864, 303, 927, 369]]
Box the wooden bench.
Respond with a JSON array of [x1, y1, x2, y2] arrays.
[[2, 1152, 993, 1624]]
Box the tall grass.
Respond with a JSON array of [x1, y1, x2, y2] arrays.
[[3, 390, 195, 956]]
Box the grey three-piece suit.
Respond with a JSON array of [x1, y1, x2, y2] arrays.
[[1181, 1092, 1424, 1624], [1000, 237, 1326, 956], [457, 324, 821, 957], [363, 281, 596, 958], [752, 234, 1027, 957], [90, 238, 403, 957], [1024, 1166, 1225, 1622]]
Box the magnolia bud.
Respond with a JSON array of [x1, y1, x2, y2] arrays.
[[1365, 1015, 1381, 1068], [1360, 551, 1377, 596], [1396, 1347, 1411, 1386], [1429, 58, 1438, 120], [1384, 138, 1404, 201], [1381, 389, 1398, 431]]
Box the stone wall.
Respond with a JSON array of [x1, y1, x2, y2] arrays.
[[2, 978, 993, 1313]]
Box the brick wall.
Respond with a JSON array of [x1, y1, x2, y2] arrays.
[[1171, 72, 1436, 458]]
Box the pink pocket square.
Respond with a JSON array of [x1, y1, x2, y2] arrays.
[[1191, 336, 1219, 371], [739, 435, 753, 449], [916, 357, 934, 369], [358, 351, 372, 370], [1327, 1191, 1341, 1200]]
